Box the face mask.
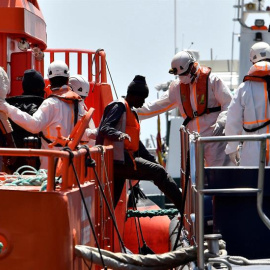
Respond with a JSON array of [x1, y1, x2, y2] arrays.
[[180, 74, 193, 84]]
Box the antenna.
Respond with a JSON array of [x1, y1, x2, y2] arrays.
[[188, 42, 194, 49]]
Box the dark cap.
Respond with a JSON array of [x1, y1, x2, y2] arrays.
[[127, 75, 149, 97], [22, 69, 45, 96]]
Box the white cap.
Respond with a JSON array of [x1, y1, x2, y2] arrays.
[[69, 74, 90, 98], [47, 60, 69, 79], [169, 51, 195, 75], [250, 42, 270, 63]]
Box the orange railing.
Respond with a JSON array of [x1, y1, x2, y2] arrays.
[[41, 48, 113, 126], [0, 146, 115, 270], [43, 49, 108, 83]]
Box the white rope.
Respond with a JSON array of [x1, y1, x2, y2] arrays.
[[75, 245, 197, 270], [227, 256, 270, 266]]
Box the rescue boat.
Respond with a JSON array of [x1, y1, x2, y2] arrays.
[[1, 1, 270, 270], [0, 1, 172, 269]]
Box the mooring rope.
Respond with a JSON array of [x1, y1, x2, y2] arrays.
[[126, 208, 179, 218], [1, 165, 53, 191], [227, 256, 270, 265]]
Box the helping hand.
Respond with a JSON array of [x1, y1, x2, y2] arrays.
[[118, 133, 131, 142], [212, 122, 225, 136], [229, 151, 240, 166]]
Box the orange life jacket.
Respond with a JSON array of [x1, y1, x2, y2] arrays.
[[243, 73, 270, 132], [180, 66, 221, 126], [40, 86, 83, 145], [124, 100, 140, 152], [49, 87, 82, 103], [49, 86, 82, 125]]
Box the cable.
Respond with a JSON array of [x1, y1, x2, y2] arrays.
[[79, 145, 127, 253], [61, 147, 107, 269], [173, 150, 190, 251], [129, 181, 155, 255], [128, 181, 142, 252], [105, 60, 118, 99]]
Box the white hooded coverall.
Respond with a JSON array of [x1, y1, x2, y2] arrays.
[[225, 61, 270, 166], [2, 85, 87, 169], [138, 66, 233, 166]]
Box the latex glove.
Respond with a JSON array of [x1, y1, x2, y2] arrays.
[[229, 151, 240, 166], [118, 133, 131, 142], [0, 100, 9, 114], [211, 122, 225, 136], [86, 128, 98, 139]]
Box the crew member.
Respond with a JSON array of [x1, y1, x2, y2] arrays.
[[96, 75, 182, 211], [137, 51, 233, 166], [69, 74, 97, 146], [0, 60, 85, 169], [225, 41, 270, 166]]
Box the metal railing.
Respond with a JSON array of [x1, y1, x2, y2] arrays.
[[189, 133, 270, 269]]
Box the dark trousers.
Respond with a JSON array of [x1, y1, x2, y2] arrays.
[[113, 156, 182, 211]]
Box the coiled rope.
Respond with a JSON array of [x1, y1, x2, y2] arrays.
[[126, 208, 179, 218], [2, 165, 50, 191]]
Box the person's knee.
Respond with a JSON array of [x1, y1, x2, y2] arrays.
[[152, 167, 168, 185]]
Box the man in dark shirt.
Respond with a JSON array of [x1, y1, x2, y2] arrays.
[[6, 69, 45, 170], [96, 75, 182, 211]]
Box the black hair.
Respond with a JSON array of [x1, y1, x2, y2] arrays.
[[49, 76, 69, 88]]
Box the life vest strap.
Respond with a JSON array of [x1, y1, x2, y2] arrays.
[[243, 120, 270, 132], [182, 106, 221, 126], [38, 132, 63, 147]]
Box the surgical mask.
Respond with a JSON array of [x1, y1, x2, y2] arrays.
[[180, 74, 193, 84]]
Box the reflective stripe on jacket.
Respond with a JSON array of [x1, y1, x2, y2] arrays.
[[225, 61, 270, 165]]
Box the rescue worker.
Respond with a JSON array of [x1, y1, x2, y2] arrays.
[[0, 60, 85, 169], [0, 67, 16, 171], [69, 74, 89, 106], [137, 51, 233, 166], [96, 75, 182, 211], [225, 41, 270, 166], [6, 69, 45, 170], [69, 74, 97, 146]]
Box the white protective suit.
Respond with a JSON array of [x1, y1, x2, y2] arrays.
[[138, 66, 233, 166], [0, 85, 88, 169], [225, 61, 270, 166], [81, 100, 97, 147]]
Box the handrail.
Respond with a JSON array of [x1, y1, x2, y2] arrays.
[[44, 48, 107, 83], [189, 133, 270, 270], [0, 146, 110, 192]]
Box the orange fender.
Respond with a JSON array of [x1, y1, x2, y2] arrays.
[[123, 198, 171, 254]]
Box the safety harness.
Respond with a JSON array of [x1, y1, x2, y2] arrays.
[[180, 66, 221, 126], [242, 75, 270, 132], [39, 87, 82, 145]]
